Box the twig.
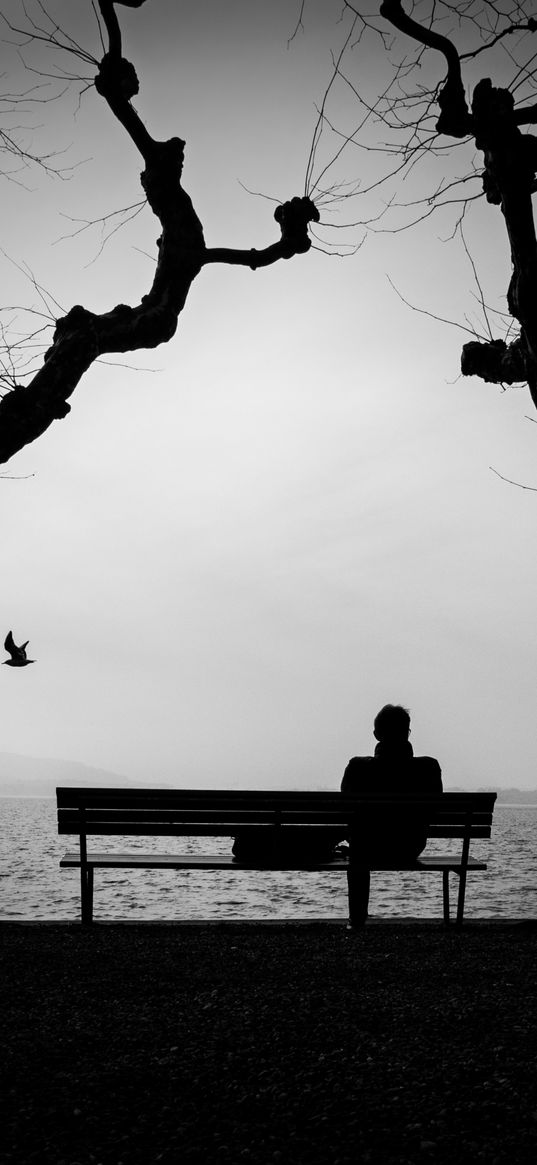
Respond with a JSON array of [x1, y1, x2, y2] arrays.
[[490, 466, 537, 491], [386, 274, 489, 340]]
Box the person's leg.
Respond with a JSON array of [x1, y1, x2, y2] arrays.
[[346, 864, 370, 926]]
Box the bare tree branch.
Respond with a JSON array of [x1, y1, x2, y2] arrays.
[[371, 2, 537, 411], [0, 1, 323, 464], [490, 465, 537, 490], [380, 0, 472, 137]]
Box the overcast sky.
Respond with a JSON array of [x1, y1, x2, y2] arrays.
[[1, 0, 537, 789]]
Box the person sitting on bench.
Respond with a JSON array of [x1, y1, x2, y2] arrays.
[[341, 704, 443, 927]]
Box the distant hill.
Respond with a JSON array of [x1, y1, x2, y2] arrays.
[[481, 787, 537, 804], [0, 754, 536, 801], [0, 752, 141, 798], [447, 786, 537, 803]]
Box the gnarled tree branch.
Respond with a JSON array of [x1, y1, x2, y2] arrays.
[[380, 1, 537, 411], [380, 0, 472, 137], [204, 197, 320, 269], [0, 2, 319, 464]]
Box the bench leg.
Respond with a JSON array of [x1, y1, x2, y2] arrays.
[[81, 866, 94, 925], [443, 870, 450, 924], [456, 867, 467, 927]]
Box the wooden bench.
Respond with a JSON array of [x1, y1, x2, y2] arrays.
[[57, 787, 496, 926]]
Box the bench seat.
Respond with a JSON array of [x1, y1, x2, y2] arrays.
[[60, 851, 487, 873]]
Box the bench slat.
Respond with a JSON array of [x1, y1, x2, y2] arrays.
[[57, 824, 345, 837], [56, 787, 497, 810], [59, 852, 349, 869], [426, 825, 492, 838], [57, 807, 494, 825], [59, 851, 488, 873], [57, 821, 493, 838], [57, 811, 281, 828]]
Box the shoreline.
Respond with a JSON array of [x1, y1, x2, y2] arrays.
[[3, 921, 537, 1163], [3, 914, 537, 927]]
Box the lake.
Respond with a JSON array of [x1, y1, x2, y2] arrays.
[[1, 798, 536, 922]]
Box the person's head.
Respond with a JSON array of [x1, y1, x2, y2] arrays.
[[373, 704, 411, 744]]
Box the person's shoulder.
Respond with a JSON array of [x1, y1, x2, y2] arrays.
[[415, 755, 441, 771], [414, 755, 443, 789], [344, 756, 374, 774], [341, 756, 373, 791]]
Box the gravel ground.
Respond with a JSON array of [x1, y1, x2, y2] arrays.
[[2, 920, 537, 1165]]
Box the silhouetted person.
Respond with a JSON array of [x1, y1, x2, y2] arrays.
[[341, 704, 442, 927]]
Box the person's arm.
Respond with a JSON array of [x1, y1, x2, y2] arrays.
[[341, 757, 370, 793], [341, 759, 356, 794], [431, 759, 443, 794]]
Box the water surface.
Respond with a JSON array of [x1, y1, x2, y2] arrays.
[[1, 799, 536, 922]]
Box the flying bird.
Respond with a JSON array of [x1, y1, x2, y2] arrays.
[[3, 631, 35, 667]]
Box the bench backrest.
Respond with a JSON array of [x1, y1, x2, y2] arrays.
[[57, 788, 496, 840]]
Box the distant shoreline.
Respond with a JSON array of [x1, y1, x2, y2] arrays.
[[2, 788, 537, 804]]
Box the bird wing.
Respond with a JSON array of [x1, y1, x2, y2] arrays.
[[4, 632, 28, 660]]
